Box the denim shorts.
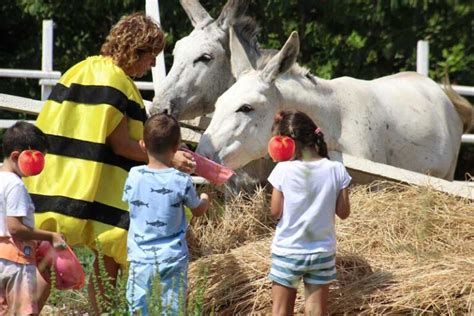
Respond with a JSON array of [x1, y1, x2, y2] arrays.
[[127, 257, 188, 315], [269, 252, 336, 289]]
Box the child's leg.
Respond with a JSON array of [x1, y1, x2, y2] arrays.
[[272, 282, 297, 316], [88, 253, 120, 314], [269, 253, 301, 315], [35, 268, 50, 313], [0, 259, 37, 315], [302, 251, 336, 316], [304, 283, 329, 316], [126, 262, 152, 315], [160, 258, 188, 315]]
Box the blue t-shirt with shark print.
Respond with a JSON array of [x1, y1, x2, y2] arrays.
[[123, 166, 201, 263]]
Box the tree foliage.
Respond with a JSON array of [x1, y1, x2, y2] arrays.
[[1, 0, 472, 98], [0, 0, 472, 173]]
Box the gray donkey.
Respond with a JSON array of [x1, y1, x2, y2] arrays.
[[152, 0, 276, 191]]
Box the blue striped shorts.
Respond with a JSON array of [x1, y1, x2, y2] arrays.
[[269, 252, 337, 289]]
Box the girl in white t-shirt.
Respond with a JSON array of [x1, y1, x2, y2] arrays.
[[267, 111, 351, 315]]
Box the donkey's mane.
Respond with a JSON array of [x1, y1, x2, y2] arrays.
[[231, 16, 263, 66], [232, 17, 311, 79], [233, 16, 260, 49]]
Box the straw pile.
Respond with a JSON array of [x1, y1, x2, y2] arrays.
[[187, 186, 276, 259], [188, 181, 474, 314]]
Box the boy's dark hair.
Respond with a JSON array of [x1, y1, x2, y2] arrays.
[[2, 121, 49, 157], [272, 110, 329, 159], [143, 113, 181, 155]]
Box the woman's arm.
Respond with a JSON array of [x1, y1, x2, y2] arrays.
[[107, 117, 197, 173], [335, 188, 350, 219], [106, 117, 148, 162], [270, 187, 284, 220]]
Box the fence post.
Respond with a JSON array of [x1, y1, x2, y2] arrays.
[[146, 0, 167, 96], [41, 20, 54, 100], [416, 40, 429, 77]]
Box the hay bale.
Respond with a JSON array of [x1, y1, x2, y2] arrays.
[[187, 186, 276, 259], [188, 182, 474, 314]]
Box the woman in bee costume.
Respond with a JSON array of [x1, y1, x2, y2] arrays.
[[24, 12, 196, 310]]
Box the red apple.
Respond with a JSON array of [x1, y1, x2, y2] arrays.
[[268, 136, 295, 162], [18, 150, 45, 176]]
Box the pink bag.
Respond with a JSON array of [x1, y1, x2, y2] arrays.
[[182, 148, 235, 185], [36, 241, 85, 290]]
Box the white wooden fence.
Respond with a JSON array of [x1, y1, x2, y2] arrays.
[[0, 10, 472, 196], [0, 21, 472, 145]]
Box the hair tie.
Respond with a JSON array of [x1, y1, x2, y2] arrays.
[[315, 127, 323, 136], [274, 112, 284, 123]]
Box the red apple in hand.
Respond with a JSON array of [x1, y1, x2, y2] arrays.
[[18, 150, 45, 176], [268, 136, 295, 162]]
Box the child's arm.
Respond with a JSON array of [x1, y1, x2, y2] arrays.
[[270, 187, 284, 220], [335, 188, 350, 219], [190, 193, 210, 217], [7, 216, 66, 248]]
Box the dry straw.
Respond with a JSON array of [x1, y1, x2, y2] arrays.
[[188, 181, 474, 314], [187, 186, 276, 259]]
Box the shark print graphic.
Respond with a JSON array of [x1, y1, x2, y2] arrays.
[[151, 187, 173, 195], [137, 169, 155, 175], [130, 200, 149, 208], [176, 172, 187, 178], [170, 201, 181, 208], [185, 185, 191, 194], [143, 246, 162, 253], [146, 219, 166, 228], [134, 233, 144, 240], [161, 256, 180, 264], [124, 185, 132, 193]]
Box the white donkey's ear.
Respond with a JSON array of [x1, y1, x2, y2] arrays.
[[180, 0, 214, 28], [230, 26, 253, 78], [261, 31, 299, 83], [216, 0, 249, 30]]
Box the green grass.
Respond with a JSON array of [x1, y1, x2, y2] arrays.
[[43, 246, 209, 315]]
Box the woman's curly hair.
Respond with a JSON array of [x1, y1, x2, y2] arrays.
[[101, 12, 165, 71]]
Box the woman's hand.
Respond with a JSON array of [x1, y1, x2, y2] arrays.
[[172, 150, 196, 174], [51, 232, 67, 249]]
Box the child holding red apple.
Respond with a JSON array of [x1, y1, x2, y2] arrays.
[[267, 111, 351, 316], [0, 122, 66, 315]]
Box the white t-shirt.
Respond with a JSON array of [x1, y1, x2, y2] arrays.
[[0, 171, 35, 237], [268, 158, 351, 255]]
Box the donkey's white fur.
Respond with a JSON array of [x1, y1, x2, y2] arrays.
[[197, 30, 469, 180], [151, 0, 263, 120]]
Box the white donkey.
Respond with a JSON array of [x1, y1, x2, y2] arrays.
[[197, 29, 472, 180], [151, 0, 266, 120]]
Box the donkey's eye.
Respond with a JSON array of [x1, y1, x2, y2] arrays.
[[194, 53, 213, 64], [236, 104, 253, 113]]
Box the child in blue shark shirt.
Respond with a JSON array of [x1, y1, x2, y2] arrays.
[[123, 113, 210, 315]]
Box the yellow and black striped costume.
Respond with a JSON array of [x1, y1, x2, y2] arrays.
[[24, 56, 146, 266]]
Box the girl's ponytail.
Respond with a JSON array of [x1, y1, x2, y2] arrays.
[[314, 128, 329, 159]]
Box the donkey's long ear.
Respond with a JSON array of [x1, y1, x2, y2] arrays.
[[216, 0, 249, 30], [230, 26, 253, 78], [261, 32, 299, 83], [180, 0, 213, 28]]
